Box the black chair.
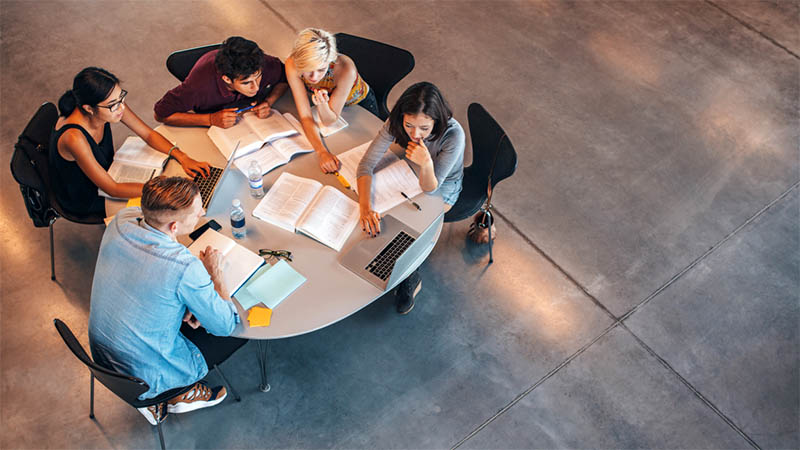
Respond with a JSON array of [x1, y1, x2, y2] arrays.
[[335, 33, 415, 121], [10, 102, 105, 281], [54, 319, 241, 449], [444, 103, 518, 264], [166, 43, 221, 82]]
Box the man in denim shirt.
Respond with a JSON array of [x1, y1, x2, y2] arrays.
[[89, 176, 245, 425]]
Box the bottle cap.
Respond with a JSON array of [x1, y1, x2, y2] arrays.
[[232, 198, 241, 207]]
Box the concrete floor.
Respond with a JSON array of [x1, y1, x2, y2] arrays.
[[1, 0, 798, 448]]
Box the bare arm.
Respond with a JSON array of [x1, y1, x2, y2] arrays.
[[357, 175, 381, 237], [122, 107, 211, 177], [285, 57, 341, 173]]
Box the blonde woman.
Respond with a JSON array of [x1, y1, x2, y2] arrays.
[[285, 28, 379, 173]]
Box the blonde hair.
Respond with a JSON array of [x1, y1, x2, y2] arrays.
[[290, 28, 338, 72]]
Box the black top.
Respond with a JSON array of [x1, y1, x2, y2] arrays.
[[49, 123, 114, 216]]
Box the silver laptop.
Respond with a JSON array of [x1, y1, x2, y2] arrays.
[[194, 141, 239, 210], [340, 214, 442, 291]]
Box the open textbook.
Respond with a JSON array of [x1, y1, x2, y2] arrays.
[[252, 172, 359, 251], [208, 111, 299, 160], [234, 130, 313, 176], [337, 142, 423, 214], [98, 136, 167, 198], [187, 228, 264, 296]]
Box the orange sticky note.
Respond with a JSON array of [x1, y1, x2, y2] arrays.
[[127, 197, 142, 208], [247, 306, 272, 327]]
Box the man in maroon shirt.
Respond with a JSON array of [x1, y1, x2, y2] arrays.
[[154, 36, 288, 129]]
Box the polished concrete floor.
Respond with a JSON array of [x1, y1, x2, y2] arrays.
[[1, 1, 798, 449]]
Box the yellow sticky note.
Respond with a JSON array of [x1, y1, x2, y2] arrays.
[[247, 306, 272, 327], [127, 197, 142, 208]]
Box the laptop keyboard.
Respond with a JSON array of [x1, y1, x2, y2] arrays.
[[365, 231, 416, 281], [194, 166, 223, 209]]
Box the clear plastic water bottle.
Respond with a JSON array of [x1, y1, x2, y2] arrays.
[[230, 199, 246, 239], [248, 160, 264, 198]]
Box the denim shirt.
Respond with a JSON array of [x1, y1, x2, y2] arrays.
[[89, 207, 238, 400]]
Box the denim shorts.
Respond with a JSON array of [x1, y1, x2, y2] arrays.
[[438, 178, 463, 205]]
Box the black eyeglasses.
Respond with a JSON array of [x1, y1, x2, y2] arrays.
[[258, 249, 292, 262], [96, 89, 128, 112]]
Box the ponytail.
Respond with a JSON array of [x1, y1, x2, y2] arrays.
[[57, 67, 120, 117]]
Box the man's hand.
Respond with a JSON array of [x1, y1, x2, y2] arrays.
[[318, 151, 341, 173], [406, 139, 433, 167], [199, 246, 224, 280], [209, 108, 238, 128], [183, 310, 201, 329], [252, 100, 273, 119]]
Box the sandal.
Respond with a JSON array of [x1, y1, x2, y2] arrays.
[[467, 211, 496, 244]]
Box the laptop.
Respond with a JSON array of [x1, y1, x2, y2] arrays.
[[340, 213, 442, 291], [194, 141, 239, 210]]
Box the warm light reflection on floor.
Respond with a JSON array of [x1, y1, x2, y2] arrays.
[[588, 32, 662, 86]]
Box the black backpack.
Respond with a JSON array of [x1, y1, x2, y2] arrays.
[[10, 103, 59, 227]]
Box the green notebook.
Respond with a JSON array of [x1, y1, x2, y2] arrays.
[[235, 260, 306, 311]]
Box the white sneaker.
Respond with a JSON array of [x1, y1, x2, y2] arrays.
[[167, 382, 227, 414]]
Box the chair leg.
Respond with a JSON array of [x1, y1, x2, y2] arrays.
[[49, 223, 56, 281], [214, 364, 241, 402], [156, 418, 166, 450], [256, 340, 271, 392], [485, 209, 494, 264], [89, 373, 95, 419]]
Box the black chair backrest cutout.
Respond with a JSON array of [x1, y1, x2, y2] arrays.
[[335, 33, 415, 121], [166, 44, 222, 82], [467, 103, 517, 189]]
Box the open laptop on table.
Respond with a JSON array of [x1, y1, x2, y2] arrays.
[[340, 213, 442, 291], [194, 141, 239, 210]]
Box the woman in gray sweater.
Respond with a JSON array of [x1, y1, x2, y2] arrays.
[[356, 82, 465, 314]]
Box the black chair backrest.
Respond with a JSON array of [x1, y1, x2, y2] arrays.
[[53, 319, 149, 406], [467, 103, 517, 189], [10, 103, 60, 227], [335, 33, 415, 121], [166, 44, 222, 82]]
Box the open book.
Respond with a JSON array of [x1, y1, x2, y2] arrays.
[[252, 172, 359, 251], [311, 106, 348, 137], [99, 136, 166, 198], [188, 228, 264, 296], [234, 129, 313, 176], [337, 142, 423, 214], [208, 112, 299, 160]]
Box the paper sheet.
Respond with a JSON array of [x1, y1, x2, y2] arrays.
[[241, 259, 306, 310]]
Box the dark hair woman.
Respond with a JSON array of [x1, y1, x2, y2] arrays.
[[355, 82, 465, 314], [50, 67, 211, 216]]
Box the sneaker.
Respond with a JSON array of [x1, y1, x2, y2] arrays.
[[396, 271, 422, 315], [137, 403, 167, 426], [167, 382, 227, 414]]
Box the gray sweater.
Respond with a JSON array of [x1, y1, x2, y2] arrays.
[[356, 118, 465, 191]]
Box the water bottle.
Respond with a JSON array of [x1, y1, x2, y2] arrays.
[[248, 160, 264, 198], [230, 199, 246, 239]]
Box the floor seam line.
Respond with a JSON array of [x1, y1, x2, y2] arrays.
[[257, 0, 298, 34], [620, 180, 800, 323], [705, 0, 799, 60], [620, 324, 762, 449], [492, 206, 620, 322], [451, 321, 621, 449]]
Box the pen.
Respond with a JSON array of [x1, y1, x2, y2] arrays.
[[400, 191, 421, 211], [149, 169, 156, 180], [234, 105, 255, 115]]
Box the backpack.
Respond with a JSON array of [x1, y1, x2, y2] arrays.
[[10, 103, 59, 227]]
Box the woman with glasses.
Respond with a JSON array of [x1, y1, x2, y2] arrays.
[[50, 67, 211, 216]]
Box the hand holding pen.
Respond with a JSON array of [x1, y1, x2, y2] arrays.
[[209, 108, 238, 128]]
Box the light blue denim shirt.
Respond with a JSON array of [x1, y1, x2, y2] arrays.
[[89, 207, 238, 400]]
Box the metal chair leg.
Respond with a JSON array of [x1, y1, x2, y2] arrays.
[[485, 209, 494, 264], [256, 340, 271, 392], [89, 373, 95, 419], [49, 223, 56, 281], [214, 365, 241, 402], [156, 418, 166, 450]]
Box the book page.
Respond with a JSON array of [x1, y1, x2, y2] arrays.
[[100, 161, 160, 198], [242, 112, 298, 143], [271, 133, 314, 161], [188, 229, 263, 296], [296, 185, 359, 251], [337, 142, 399, 191], [252, 172, 322, 232], [369, 159, 423, 214], [311, 106, 348, 137], [188, 228, 236, 256], [233, 143, 289, 177], [114, 136, 169, 168], [207, 121, 263, 159]]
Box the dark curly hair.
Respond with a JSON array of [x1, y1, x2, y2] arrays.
[[214, 36, 264, 80], [387, 82, 453, 148]]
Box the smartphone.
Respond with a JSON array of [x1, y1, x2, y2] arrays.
[[189, 219, 221, 241]]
